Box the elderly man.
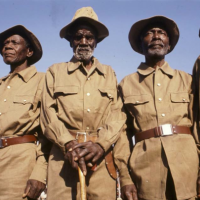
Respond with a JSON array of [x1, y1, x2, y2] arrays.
[[192, 29, 200, 199], [40, 7, 126, 200], [0, 25, 49, 200], [114, 16, 199, 200]]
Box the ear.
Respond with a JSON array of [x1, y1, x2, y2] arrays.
[[27, 48, 34, 58], [168, 45, 171, 52]]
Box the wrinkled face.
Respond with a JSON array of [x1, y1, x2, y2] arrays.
[[71, 25, 97, 61], [1, 34, 32, 65], [141, 26, 170, 58]]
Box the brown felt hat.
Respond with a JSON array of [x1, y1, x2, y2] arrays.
[[60, 7, 109, 43], [129, 16, 179, 54], [0, 25, 42, 65]]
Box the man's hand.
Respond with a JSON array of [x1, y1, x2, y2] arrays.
[[121, 184, 138, 200], [23, 179, 46, 199], [73, 141, 104, 167], [197, 176, 200, 199], [64, 140, 87, 175]]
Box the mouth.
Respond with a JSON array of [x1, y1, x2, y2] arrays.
[[149, 43, 164, 48]]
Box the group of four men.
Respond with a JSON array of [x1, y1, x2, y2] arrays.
[[0, 6, 199, 200]]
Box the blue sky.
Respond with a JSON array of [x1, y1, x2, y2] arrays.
[[0, 0, 199, 82]]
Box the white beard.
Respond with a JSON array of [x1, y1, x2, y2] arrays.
[[74, 45, 94, 61]]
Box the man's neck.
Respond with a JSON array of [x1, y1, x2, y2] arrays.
[[82, 59, 93, 71], [145, 56, 165, 69], [10, 62, 29, 73]]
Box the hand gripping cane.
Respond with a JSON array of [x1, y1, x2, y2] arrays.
[[76, 132, 87, 200]]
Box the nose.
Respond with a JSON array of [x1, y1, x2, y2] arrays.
[[80, 37, 87, 45], [153, 31, 160, 39]]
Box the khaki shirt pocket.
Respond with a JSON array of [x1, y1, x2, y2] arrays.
[[98, 88, 114, 99], [95, 88, 114, 114], [170, 92, 190, 112], [54, 85, 79, 95], [13, 95, 34, 105], [124, 94, 151, 120], [54, 85, 80, 111]]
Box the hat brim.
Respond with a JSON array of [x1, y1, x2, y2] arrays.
[[60, 17, 109, 43], [129, 16, 179, 54], [0, 25, 42, 65]]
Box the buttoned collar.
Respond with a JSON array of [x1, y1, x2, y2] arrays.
[[137, 61, 174, 77], [68, 56, 106, 76], [0, 66, 37, 84]]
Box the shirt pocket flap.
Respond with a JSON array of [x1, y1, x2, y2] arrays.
[[171, 92, 190, 103], [54, 86, 79, 95], [14, 95, 34, 104], [124, 94, 150, 104], [98, 88, 115, 99]]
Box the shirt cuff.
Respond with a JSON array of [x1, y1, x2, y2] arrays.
[[119, 167, 134, 187], [45, 120, 76, 152], [29, 156, 48, 184]]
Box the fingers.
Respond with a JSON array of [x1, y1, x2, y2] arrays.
[[22, 183, 31, 198], [78, 157, 87, 176], [23, 180, 46, 199], [132, 192, 138, 200]]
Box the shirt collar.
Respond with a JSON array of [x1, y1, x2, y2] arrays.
[[17, 66, 37, 82], [137, 61, 174, 77], [68, 56, 106, 76], [0, 66, 37, 84]]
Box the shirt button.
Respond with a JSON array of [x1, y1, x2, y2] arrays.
[[4, 99, 6, 102], [161, 113, 165, 117], [87, 77, 91, 80], [87, 109, 90, 112], [7, 86, 11, 89], [158, 98, 162, 101], [157, 83, 161, 86], [87, 93, 90, 96], [24, 100, 27, 102], [136, 101, 140, 104], [0, 112, 1, 116], [108, 94, 112, 97], [182, 98, 186, 101], [86, 127, 90, 130]]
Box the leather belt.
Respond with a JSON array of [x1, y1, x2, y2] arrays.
[[135, 124, 191, 143], [68, 130, 117, 180], [0, 135, 37, 149]]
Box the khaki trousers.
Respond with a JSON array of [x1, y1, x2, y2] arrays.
[[47, 144, 116, 200], [0, 143, 36, 200]]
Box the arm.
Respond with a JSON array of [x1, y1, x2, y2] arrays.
[[192, 56, 200, 199], [40, 68, 86, 172], [23, 74, 51, 199]]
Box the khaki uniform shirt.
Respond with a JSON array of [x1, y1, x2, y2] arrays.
[[114, 62, 199, 200], [0, 66, 49, 183], [40, 57, 126, 153]]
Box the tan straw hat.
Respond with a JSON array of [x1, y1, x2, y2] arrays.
[[129, 16, 179, 54], [60, 7, 109, 43], [0, 25, 42, 65]]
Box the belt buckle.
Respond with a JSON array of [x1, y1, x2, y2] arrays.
[[160, 124, 173, 136], [76, 132, 86, 142]]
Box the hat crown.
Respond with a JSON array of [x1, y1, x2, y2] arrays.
[[72, 7, 98, 22]]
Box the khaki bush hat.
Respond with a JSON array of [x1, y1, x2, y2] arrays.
[[60, 7, 109, 43], [129, 16, 179, 54], [0, 25, 42, 65]]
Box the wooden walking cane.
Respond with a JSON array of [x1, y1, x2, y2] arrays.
[[77, 132, 87, 200]]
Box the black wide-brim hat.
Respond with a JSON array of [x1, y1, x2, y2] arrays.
[[129, 16, 179, 54], [0, 25, 42, 65], [60, 7, 109, 43]]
